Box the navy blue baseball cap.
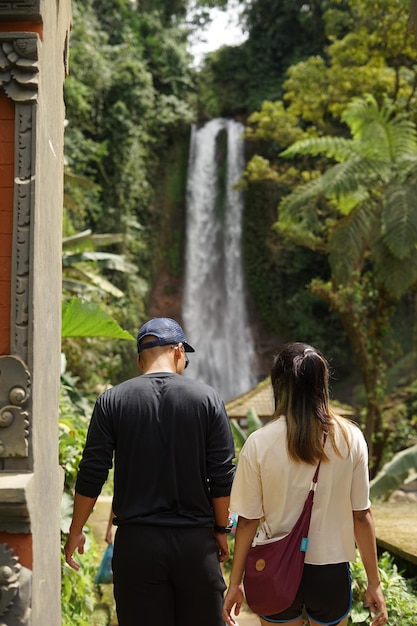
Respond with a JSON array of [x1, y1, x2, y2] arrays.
[[136, 317, 195, 353]]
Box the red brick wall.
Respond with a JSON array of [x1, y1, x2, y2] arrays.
[[0, 92, 15, 355], [0, 532, 32, 568]]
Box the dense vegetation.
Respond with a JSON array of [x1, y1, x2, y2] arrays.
[[61, 0, 417, 621]]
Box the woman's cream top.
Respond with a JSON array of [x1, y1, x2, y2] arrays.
[[230, 416, 370, 564]]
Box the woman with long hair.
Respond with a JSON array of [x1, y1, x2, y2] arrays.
[[223, 342, 387, 626]]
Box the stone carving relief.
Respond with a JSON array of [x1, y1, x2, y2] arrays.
[[0, 34, 39, 103], [0, 1, 40, 21], [0, 544, 31, 625], [11, 103, 33, 361], [0, 33, 38, 363], [0, 356, 30, 458]]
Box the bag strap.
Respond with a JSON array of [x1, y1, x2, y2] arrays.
[[310, 432, 328, 487]]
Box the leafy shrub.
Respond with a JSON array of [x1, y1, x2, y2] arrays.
[[60, 374, 101, 623], [350, 551, 417, 625], [61, 538, 98, 626]]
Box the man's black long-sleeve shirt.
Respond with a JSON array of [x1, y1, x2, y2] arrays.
[[75, 372, 235, 527]]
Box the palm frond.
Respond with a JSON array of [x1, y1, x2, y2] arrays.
[[321, 159, 365, 198], [62, 278, 97, 295], [281, 136, 356, 162], [329, 204, 377, 283], [63, 266, 125, 298], [387, 117, 417, 160], [342, 95, 390, 141], [382, 182, 417, 259], [62, 252, 137, 273], [77, 270, 125, 298], [62, 229, 93, 250], [374, 242, 417, 299], [278, 176, 324, 216], [321, 157, 389, 198], [343, 95, 417, 163]]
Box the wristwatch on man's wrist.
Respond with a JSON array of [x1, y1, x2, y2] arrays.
[[214, 522, 233, 534]]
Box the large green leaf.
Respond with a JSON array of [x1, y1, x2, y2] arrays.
[[73, 269, 125, 298], [62, 298, 135, 340], [246, 407, 264, 435], [370, 444, 417, 500], [63, 230, 124, 251], [229, 418, 247, 452], [62, 251, 137, 273]]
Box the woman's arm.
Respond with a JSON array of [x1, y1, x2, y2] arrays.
[[222, 516, 259, 626], [353, 508, 388, 626]]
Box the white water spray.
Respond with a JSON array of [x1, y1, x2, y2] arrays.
[[183, 118, 257, 401]]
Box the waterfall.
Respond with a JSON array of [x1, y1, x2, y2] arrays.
[[183, 118, 257, 401]]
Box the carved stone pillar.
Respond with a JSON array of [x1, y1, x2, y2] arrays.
[[0, 2, 72, 624]]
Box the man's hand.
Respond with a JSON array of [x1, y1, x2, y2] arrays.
[[64, 531, 86, 571], [214, 531, 230, 563]]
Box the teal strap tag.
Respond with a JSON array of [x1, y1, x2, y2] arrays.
[[300, 537, 308, 552]]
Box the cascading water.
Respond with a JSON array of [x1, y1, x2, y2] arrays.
[[183, 118, 258, 401]]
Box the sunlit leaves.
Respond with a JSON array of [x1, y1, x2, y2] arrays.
[[245, 100, 306, 148], [62, 299, 135, 340], [279, 96, 417, 299]]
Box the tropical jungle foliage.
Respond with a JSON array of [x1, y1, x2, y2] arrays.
[[61, 0, 417, 620], [227, 0, 417, 474]]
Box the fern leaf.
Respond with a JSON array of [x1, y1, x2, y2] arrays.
[[342, 95, 390, 141], [387, 117, 417, 160], [382, 182, 417, 259], [374, 242, 417, 299], [281, 136, 356, 162], [329, 205, 377, 283], [321, 157, 388, 197], [279, 176, 324, 216]]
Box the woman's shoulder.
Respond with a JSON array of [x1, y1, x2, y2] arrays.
[[244, 416, 286, 448], [333, 415, 368, 453]]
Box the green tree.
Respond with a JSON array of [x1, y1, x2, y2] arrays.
[[278, 95, 417, 471], [64, 0, 197, 386], [283, 0, 417, 131], [198, 0, 334, 116]]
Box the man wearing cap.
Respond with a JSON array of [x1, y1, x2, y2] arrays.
[[64, 317, 235, 626]]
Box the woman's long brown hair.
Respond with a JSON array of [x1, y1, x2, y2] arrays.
[[271, 342, 350, 464]]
